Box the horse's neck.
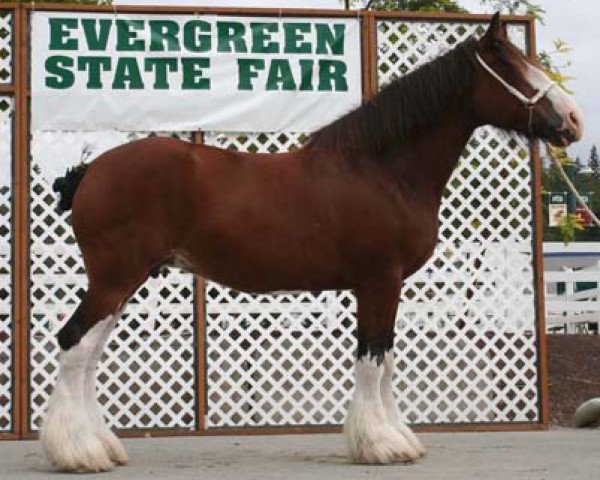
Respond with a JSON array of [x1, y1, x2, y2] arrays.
[[391, 107, 476, 202]]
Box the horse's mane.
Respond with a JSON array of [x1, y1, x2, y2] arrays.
[[305, 37, 479, 159]]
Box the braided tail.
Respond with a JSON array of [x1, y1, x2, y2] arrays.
[[52, 163, 90, 214]]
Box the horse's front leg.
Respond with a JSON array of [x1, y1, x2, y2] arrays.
[[381, 351, 426, 457], [344, 273, 420, 464]]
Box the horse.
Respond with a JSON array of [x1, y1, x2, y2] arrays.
[[42, 13, 582, 472]]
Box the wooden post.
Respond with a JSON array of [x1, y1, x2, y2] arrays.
[[0, 2, 19, 441], [13, 2, 30, 439], [527, 16, 550, 430], [191, 131, 207, 433]]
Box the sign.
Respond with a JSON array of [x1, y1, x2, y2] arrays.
[[549, 192, 568, 204], [31, 12, 362, 132], [549, 203, 567, 227]]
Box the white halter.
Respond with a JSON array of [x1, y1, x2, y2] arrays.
[[475, 51, 556, 135]]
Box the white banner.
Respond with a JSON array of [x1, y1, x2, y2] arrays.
[[31, 12, 362, 132]]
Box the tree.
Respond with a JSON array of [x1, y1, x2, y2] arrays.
[[478, 0, 545, 20], [364, 0, 464, 11], [0, 0, 111, 4], [589, 145, 600, 180]]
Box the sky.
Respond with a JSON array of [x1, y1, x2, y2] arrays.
[[115, 0, 598, 162]]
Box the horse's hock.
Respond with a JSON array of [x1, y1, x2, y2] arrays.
[[1, 5, 545, 439]]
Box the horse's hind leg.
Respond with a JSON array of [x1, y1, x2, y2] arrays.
[[41, 285, 130, 472], [344, 273, 420, 464], [83, 310, 129, 466]]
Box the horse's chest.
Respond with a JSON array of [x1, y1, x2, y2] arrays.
[[391, 203, 439, 272]]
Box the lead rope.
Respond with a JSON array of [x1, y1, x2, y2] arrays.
[[544, 142, 600, 227]]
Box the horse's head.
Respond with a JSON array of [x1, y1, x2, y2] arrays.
[[471, 12, 583, 146]]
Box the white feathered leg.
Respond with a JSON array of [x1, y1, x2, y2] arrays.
[[84, 312, 129, 466], [344, 356, 419, 464], [381, 351, 426, 457], [41, 317, 115, 472]]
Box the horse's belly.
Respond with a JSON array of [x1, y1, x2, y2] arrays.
[[181, 235, 349, 293]]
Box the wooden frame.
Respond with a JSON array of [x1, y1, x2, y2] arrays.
[[3, 3, 547, 440], [0, 3, 18, 441]]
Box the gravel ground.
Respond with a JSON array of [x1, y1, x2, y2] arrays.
[[548, 334, 600, 426]]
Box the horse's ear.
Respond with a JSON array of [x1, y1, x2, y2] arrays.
[[484, 11, 507, 41]]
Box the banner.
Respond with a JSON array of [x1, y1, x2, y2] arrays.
[[31, 12, 362, 132]]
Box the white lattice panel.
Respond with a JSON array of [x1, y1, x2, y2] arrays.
[[0, 11, 12, 84], [205, 287, 356, 427], [378, 18, 538, 423], [377, 20, 526, 85], [0, 96, 13, 432], [203, 20, 539, 429], [29, 131, 198, 431], [205, 132, 308, 153]]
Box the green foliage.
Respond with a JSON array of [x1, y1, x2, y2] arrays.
[[0, 1, 112, 4], [589, 145, 600, 179], [537, 39, 574, 94], [479, 0, 545, 21], [557, 213, 585, 244], [364, 0, 465, 12], [542, 145, 600, 242]]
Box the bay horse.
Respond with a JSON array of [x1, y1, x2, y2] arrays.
[[43, 13, 582, 472]]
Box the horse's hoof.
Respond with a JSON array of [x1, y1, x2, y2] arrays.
[[41, 405, 115, 472], [96, 428, 129, 466], [345, 420, 420, 464], [42, 433, 115, 473], [394, 422, 426, 457]]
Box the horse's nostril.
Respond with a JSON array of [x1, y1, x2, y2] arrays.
[[569, 111, 580, 128], [566, 110, 584, 141]]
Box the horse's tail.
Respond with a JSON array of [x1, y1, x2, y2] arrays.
[[52, 163, 90, 213]]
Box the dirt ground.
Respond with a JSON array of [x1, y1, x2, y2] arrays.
[[548, 334, 600, 427]]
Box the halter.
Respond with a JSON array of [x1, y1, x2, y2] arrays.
[[475, 51, 556, 136]]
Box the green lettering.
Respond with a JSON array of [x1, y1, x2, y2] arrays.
[[181, 58, 210, 90], [81, 19, 111, 51], [116, 20, 145, 51], [183, 20, 211, 53], [78, 56, 111, 89], [113, 57, 144, 89], [49, 18, 78, 50], [237, 59, 264, 90], [299, 59, 314, 91], [145, 58, 178, 89], [283, 23, 311, 54], [316, 24, 345, 55], [217, 22, 247, 53], [318, 60, 348, 91], [266, 59, 296, 91], [149, 20, 180, 51], [45, 55, 75, 89], [251, 23, 279, 54]]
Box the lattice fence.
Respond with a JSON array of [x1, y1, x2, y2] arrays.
[[29, 131, 198, 431], [0, 96, 13, 433], [0, 10, 12, 85], [377, 19, 538, 423], [200, 19, 539, 430]]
